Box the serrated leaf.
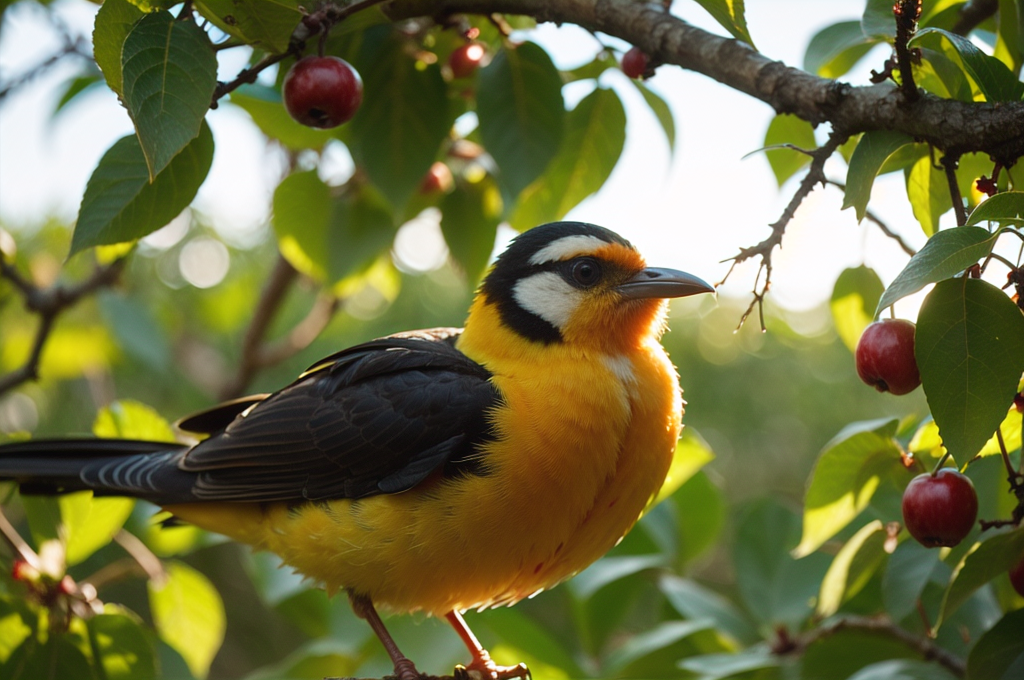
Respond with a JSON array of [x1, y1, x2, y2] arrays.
[[843, 131, 915, 221], [763, 114, 817, 187], [804, 20, 877, 77], [966, 607, 1024, 680], [229, 85, 336, 151], [121, 11, 217, 179], [349, 29, 452, 211], [478, 42, 565, 200], [882, 539, 940, 621], [273, 171, 395, 284], [87, 611, 158, 680], [966, 191, 1024, 226], [912, 28, 1024, 101], [905, 154, 953, 236], [817, 520, 887, 617], [509, 87, 625, 231], [876, 226, 999, 315], [93, 0, 145, 96], [440, 175, 502, 284], [831, 265, 884, 352], [194, 0, 300, 54], [632, 81, 675, 152], [916, 278, 1024, 463], [149, 561, 225, 679], [71, 122, 214, 256], [940, 527, 1024, 627], [794, 418, 903, 557], [693, 0, 756, 47]]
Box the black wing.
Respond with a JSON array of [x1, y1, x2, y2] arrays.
[[176, 327, 500, 501]]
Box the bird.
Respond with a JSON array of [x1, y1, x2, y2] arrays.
[[0, 221, 714, 680]]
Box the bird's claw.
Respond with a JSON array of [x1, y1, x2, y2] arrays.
[[452, 661, 530, 680]]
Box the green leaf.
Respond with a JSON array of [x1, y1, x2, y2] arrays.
[[735, 499, 831, 627], [994, 0, 1023, 74], [916, 278, 1024, 463], [3, 635, 93, 680], [680, 647, 780, 680], [510, 87, 625, 231], [478, 607, 586, 678], [916, 47, 974, 101], [604, 619, 715, 675], [350, 28, 452, 211], [905, 154, 953, 236], [632, 81, 675, 152], [804, 21, 877, 78], [817, 520, 887, 617], [229, 84, 336, 151], [52, 72, 105, 119], [831, 265, 884, 353], [659, 575, 760, 646], [848, 659, 959, 680], [966, 191, 1024, 226], [149, 561, 225, 679], [803, 629, 919, 680], [763, 114, 817, 187], [966, 607, 1024, 680], [60, 493, 135, 566], [193, 0, 301, 54], [273, 171, 396, 284], [440, 174, 502, 284], [912, 28, 1024, 101], [876, 226, 999, 315], [649, 428, 715, 509], [570, 554, 665, 599], [693, 0, 756, 47], [794, 418, 903, 557], [882, 539, 940, 622], [95, 399, 176, 441], [99, 293, 172, 371], [121, 11, 217, 179], [862, 0, 897, 39], [477, 42, 565, 200], [0, 598, 35, 665], [93, 0, 145, 96], [673, 470, 725, 565], [843, 131, 915, 221], [940, 527, 1024, 626], [72, 122, 214, 256], [87, 610, 158, 680]]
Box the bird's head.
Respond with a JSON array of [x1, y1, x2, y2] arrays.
[[472, 222, 714, 354]]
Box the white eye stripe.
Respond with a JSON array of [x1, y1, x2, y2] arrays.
[[512, 271, 582, 330], [528, 235, 607, 266]]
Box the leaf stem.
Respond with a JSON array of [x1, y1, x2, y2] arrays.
[[931, 450, 953, 475]]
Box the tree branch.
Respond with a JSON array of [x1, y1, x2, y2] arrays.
[[0, 256, 124, 397], [386, 0, 1024, 164], [951, 0, 999, 36]]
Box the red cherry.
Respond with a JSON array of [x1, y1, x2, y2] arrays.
[[419, 162, 453, 195], [1013, 392, 1024, 413], [621, 47, 649, 79], [1010, 555, 1024, 598], [855, 319, 921, 395], [282, 56, 363, 129], [448, 43, 486, 79], [901, 469, 978, 548]]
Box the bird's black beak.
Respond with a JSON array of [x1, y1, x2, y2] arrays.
[[616, 267, 716, 300]]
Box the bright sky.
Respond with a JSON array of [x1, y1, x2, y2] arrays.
[[0, 1, 953, 314]]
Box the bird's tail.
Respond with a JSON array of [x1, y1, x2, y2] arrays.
[[0, 439, 194, 502]]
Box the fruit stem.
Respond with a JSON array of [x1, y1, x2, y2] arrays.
[[995, 427, 1022, 492], [931, 450, 953, 476]]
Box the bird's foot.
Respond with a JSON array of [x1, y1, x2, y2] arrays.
[[452, 658, 530, 680], [392, 657, 423, 680]]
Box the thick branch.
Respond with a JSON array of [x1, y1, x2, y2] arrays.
[[387, 0, 1024, 164], [951, 0, 999, 35]]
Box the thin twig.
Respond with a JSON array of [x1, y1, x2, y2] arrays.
[[893, 0, 922, 103], [258, 293, 343, 367], [720, 132, 846, 330], [0, 35, 90, 101], [113, 530, 166, 584], [787, 616, 965, 678], [82, 557, 148, 592], [0, 256, 125, 397], [942, 154, 968, 226], [0, 505, 40, 570], [826, 180, 917, 256]]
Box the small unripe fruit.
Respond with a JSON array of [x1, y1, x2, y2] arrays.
[[1013, 392, 1024, 413], [855, 319, 921, 395], [621, 47, 649, 79], [420, 162, 453, 195], [1010, 555, 1024, 598], [283, 56, 363, 129], [902, 469, 978, 548], [448, 43, 486, 79]]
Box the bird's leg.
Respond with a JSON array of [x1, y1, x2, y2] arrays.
[[348, 593, 422, 680], [445, 610, 530, 680]]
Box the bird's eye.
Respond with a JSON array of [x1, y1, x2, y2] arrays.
[[570, 258, 602, 287]]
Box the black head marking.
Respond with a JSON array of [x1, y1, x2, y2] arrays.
[[479, 222, 633, 344]]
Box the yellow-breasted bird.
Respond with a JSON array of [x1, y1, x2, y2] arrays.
[[0, 222, 713, 679]]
